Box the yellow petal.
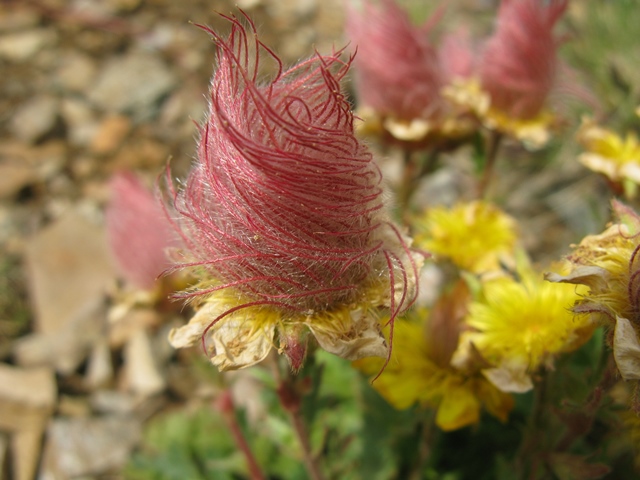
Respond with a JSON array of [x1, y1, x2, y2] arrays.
[[436, 384, 480, 431]]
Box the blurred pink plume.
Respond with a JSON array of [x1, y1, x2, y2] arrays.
[[171, 15, 417, 318], [106, 171, 177, 290], [346, 0, 446, 121], [480, 0, 567, 119], [439, 27, 475, 82]]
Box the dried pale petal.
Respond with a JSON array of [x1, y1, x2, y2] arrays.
[[208, 319, 276, 370], [168, 302, 218, 349], [307, 309, 387, 360], [383, 118, 432, 142], [168, 302, 277, 370], [579, 152, 621, 180], [612, 199, 640, 235], [613, 316, 640, 381], [483, 363, 533, 393], [545, 265, 611, 292]]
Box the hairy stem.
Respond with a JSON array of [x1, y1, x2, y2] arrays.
[[216, 390, 267, 480], [271, 358, 327, 480]]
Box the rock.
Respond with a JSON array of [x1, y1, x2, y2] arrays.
[[57, 395, 92, 418], [12, 430, 42, 480], [41, 415, 141, 478], [109, 307, 161, 348], [0, 29, 56, 62], [0, 162, 37, 200], [13, 296, 108, 374], [0, 364, 56, 480], [24, 210, 117, 335], [88, 50, 176, 120], [53, 51, 98, 93], [10, 95, 60, 144], [85, 340, 114, 389], [60, 97, 99, 147], [90, 390, 136, 415], [122, 328, 166, 397], [110, 136, 170, 171], [0, 364, 57, 429], [0, 9, 40, 32], [0, 433, 7, 478], [90, 114, 132, 155]]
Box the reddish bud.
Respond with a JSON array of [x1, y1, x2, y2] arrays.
[[346, 0, 446, 121], [480, 0, 567, 119], [106, 171, 177, 290]]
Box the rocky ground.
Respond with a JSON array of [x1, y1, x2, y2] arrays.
[[0, 1, 350, 478], [0, 0, 618, 479]]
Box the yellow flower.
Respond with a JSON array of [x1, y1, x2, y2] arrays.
[[577, 117, 640, 198], [169, 229, 421, 372], [413, 201, 517, 274], [455, 263, 593, 392], [546, 200, 640, 381], [355, 300, 513, 431], [443, 77, 554, 149]]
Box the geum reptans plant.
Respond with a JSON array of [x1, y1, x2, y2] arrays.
[[345, 0, 473, 145], [547, 201, 640, 396], [446, 0, 568, 147], [166, 15, 421, 372]]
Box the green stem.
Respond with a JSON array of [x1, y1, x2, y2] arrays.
[[515, 370, 550, 480], [409, 409, 436, 480], [477, 131, 503, 199], [397, 149, 439, 222]]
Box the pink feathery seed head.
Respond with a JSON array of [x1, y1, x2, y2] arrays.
[[106, 171, 178, 290], [480, 0, 568, 120], [345, 0, 446, 121], [172, 14, 418, 320]]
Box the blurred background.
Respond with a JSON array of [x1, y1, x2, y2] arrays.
[[0, 0, 639, 478]]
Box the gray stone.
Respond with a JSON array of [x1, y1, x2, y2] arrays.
[[10, 95, 59, 144], [0, 29, 56, 62], [60, 97, 99, 148], [87, 50, 177, 120], [24, 210, 117, 336], [41, 415, 141, 478], [54, 52, 98, 93]]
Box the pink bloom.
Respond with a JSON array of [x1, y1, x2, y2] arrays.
[[346, 0, 445, 121], [168, 15, 421, 370], [106, 171, 177, 290], [480, 0, 567, 120]]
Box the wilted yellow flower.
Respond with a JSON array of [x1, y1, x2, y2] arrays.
[[578, 117, 640, 198], [547, 201, 640, 381], [413, 201, 517, 274], [355, 284, 513, 431], [455, 262, 593, 392], [444, 78, 554, 149]]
